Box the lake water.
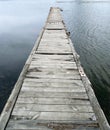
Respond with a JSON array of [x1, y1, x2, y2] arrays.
[[0, 0, 110, 123]]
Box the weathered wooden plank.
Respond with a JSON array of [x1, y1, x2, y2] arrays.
[[32, 54, 74, 59], [11, 112, 96, 121], [43, 32, 66, 35], [25, 76, 81, 80], [6, 127, 100, 130], [37, 51, 72, 54], [8, 119, 99, 125], [29, 66, 78, 70], [13, 104, 93, 113], [21, 86, 85, 93], [45, 23, 65, 29], [19, 91, 88, 99], [30, 63, 77, 69], [22, 81, 84, 88], [39, 41, 70, 47], [33, 54, 73, 57], [42, 34, 67, 38], [32, 55, 74, 62], [38, 44, 71, 47], [30, 60, 75, 64], [40, 39, 69, 43], [38, 43, 70, 47], [39, 42, 70, 45], [31, 60, 76, 64], [6, 120, 99, 130], [26, 72, 81, 80], [41, 35, 69, 39], [32, 58, 74, 62], [42, 35, 67, 39], [38, 47, 71, 51], [27, 68, 79, 73], [24, 78, 81, 83], [37, 48, 71, 51], [38, 45, 71, 49], [38, 45, 70, 48], [44, 29, 66, 33], [27, 67, 78, 73], [16, 97, 90, 105], [36, 50, 72, 53]]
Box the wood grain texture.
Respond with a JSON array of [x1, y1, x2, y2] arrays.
[[16, 97, 90, 105], [6, 120, 99, 130]]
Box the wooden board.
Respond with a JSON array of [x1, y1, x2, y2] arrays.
[[6, 120, 99, 130], [11, 112, 95, 121], [19, 91, 88, 99], [16, 97, 90, 105]]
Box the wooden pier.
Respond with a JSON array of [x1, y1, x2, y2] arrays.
[[0, 7, 110, 130]]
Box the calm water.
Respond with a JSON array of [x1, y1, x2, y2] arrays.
[[0, 0, 110, 123]]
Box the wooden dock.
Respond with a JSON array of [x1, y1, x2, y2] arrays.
[[0, 7, 110, 130]]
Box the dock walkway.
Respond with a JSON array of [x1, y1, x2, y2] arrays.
[[0, 7, 110, 130]]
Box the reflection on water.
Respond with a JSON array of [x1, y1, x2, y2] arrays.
[[0, 0, 110, 123], [0, 0, 55, 112]]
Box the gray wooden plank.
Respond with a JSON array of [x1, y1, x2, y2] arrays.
[[28, 67, 78, 73], [6, 120, 99, 130], [37, 51, 72, 54], [38, 45, 71, 48], [27, 67, 78, 73], [19, 91, 88, 99], [40, 39, 69, 43], [25, 76, 81, 80], [16, 97, 90, 105], [21, 86, 85, 93], [13, 104, 93, 113], [38, 46, 71, 50], [45, 23, 64, 29], [37, 49, 72, 52], [26, 72, 81, 80], [29, 66, 78, 70], [30, 60, 75, 64], [7, 119, 99, 125], [42, 35, 67, 39], [39, 41, 70, 47], [22, 81, 84, 88], [24, 78, 81, 83], [44, 29, 66, 33], [36, 51, 72, 54], [32, 58, 74, 62], [27, 69, 79, 74], [6, 128, 100, 130], [32, 54, 74, 59], [11, 112, 96, 121], [30, 63, 77, 68], [44, 29, 65, 32], [32, 58, 74, 61]]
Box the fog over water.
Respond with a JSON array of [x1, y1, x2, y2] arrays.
[[0, 0, 110, 123]]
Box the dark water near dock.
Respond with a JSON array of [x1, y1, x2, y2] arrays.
[[0, 0, 110, 123]]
